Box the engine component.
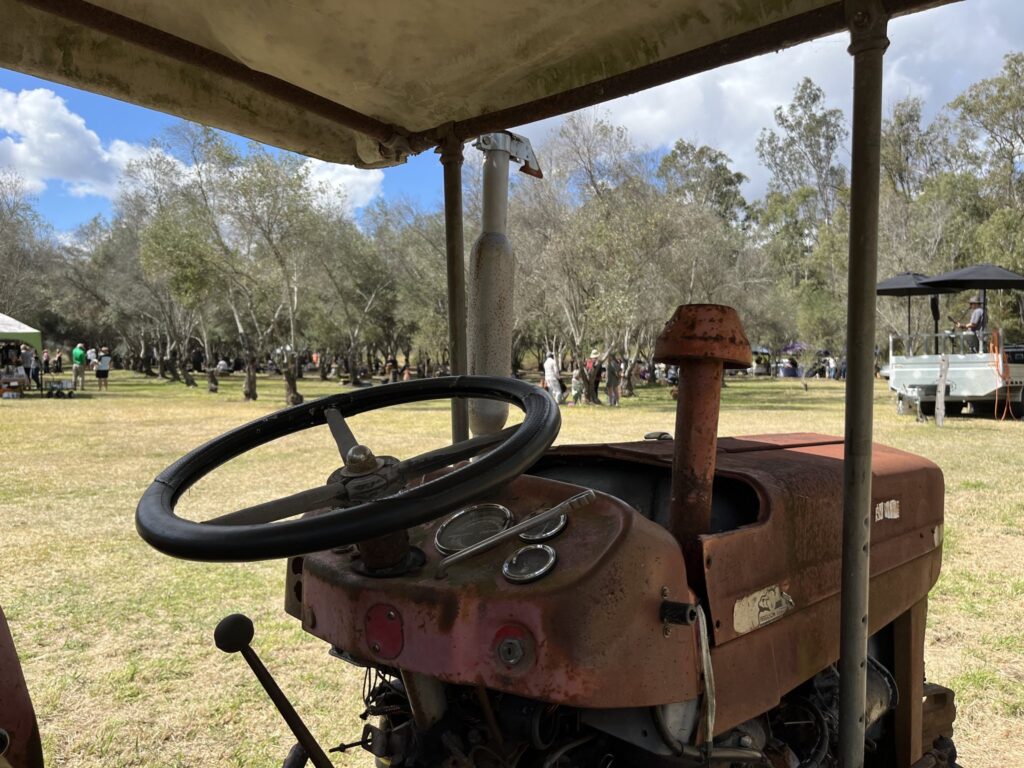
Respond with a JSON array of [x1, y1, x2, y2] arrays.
[[764, 657, 898, 767], [583, 702, 699, 756]]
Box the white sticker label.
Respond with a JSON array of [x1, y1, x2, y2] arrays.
[[733, 585, 794, 635], [874, 499, 901, 522]]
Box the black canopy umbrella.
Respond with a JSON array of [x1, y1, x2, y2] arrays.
[[920, 264, 1024, 331], [876, 272, 957, 341], [918, 263, 1024, 290]]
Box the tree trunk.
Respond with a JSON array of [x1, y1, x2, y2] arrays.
[[319, 353, 330, 381], [243, 357, 258, 401], [141, 339, 157, 377], [283, 366, 304, 405], [181, 367, 198, 388], [348, 350, 360, 386], [165, 355, 182, 383], [622, 358, 638, 397], [207, 369, 219, 393]]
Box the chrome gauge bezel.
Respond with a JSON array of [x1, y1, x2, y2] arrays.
[[502, 543, 558, 584], [518, 512, 568, 542], [434, 502, 513, 555]]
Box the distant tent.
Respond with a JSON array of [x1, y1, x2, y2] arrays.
[[0, 313, 42, 351]]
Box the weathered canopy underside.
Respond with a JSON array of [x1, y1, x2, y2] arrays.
[[0, 0, 953, 166]]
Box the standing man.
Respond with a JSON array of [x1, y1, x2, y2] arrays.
[[72, 342, 87, 390], [21, 345, 40, 391], [543, 352, 562, 404], [95, 346, 112, 391], [956, 296, 986, 352], [605, 352, 621, 406]]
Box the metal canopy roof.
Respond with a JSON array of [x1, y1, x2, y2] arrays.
[[2, 0, 952, 168]]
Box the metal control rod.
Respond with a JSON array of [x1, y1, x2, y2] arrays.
[[839, 1, 889, 766], [436, 490, 595, 578], [214, 614, 334, 768]]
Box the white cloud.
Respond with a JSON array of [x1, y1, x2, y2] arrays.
[[0, 86, 385, 215], [304, 158, 384, 213], [514, 0, 1024, 200], [0, 87, 149, 199]]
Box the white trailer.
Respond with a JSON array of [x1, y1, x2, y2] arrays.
[[888, 331, 1024, 416]]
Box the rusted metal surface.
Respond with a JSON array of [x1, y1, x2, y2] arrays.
[[290, 475, 701, 708], [894, 597, 928, 764], [357, 530, 412, 572], [287, 430, 944, 737], [532, 433, 943, 736], [0, 606, 43, 768], [653, 304, 752, 370], [701, 442, 943, 646], [710, 551, 941, 734], [653, 305, 752, 546], [365, 604, 404, 660], [921, 682, 956, 744]]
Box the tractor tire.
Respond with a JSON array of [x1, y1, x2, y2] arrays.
[[919, 400, 935, 417], [945, 401, 964, 417]]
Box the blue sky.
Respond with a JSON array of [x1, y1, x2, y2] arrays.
[[1, 0, 1021, 234]]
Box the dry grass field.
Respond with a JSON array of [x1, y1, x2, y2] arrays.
[[1, 372, 1021, 767]]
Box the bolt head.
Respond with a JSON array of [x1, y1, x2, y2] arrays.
[[661, 586, 670, 599], [662, 625, 672, 638], [371, 642, 382, 653], [345, 444, 378, 473]]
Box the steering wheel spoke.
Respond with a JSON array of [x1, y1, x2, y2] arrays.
[[324, 407, 359, 463], [396, 425, 519, 481], [205, 483, 350, 526]]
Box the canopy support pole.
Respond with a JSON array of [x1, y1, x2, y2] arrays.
[[840, 3, 888, 767], [440, 135, 470, 442]]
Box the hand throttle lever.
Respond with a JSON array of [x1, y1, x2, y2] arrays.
[[215, 614, 333, 768]]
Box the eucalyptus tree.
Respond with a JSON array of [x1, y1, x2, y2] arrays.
[[0, 170, 56, 325], [657, 139, 749, 224]]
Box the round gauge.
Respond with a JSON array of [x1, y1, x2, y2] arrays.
[[434, 503, 513, 555], [503, 544, 557, 584], [519, 512, 568, 542]]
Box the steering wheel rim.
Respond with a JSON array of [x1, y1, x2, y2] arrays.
[[136, 376, 560, 562]]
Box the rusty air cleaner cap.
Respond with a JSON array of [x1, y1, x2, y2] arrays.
[[653, 304, 752, 369]]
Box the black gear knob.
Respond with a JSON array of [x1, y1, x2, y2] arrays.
[[215, 613, 255, 653]]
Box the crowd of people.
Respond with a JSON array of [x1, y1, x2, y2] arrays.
[[0, 342, 113, 394], [543, 349, 628, 406]]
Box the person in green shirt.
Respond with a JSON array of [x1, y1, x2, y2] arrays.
[[72, 342, 87, 390]]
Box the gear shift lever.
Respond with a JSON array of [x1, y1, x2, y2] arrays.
[[215, 614, 333, 768]]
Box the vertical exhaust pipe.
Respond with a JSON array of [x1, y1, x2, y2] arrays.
[[653, 305, 751, 545], [468, 132, 542, 437]]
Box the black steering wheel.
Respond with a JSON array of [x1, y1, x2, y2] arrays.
[[136, 376, 560, 562]]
